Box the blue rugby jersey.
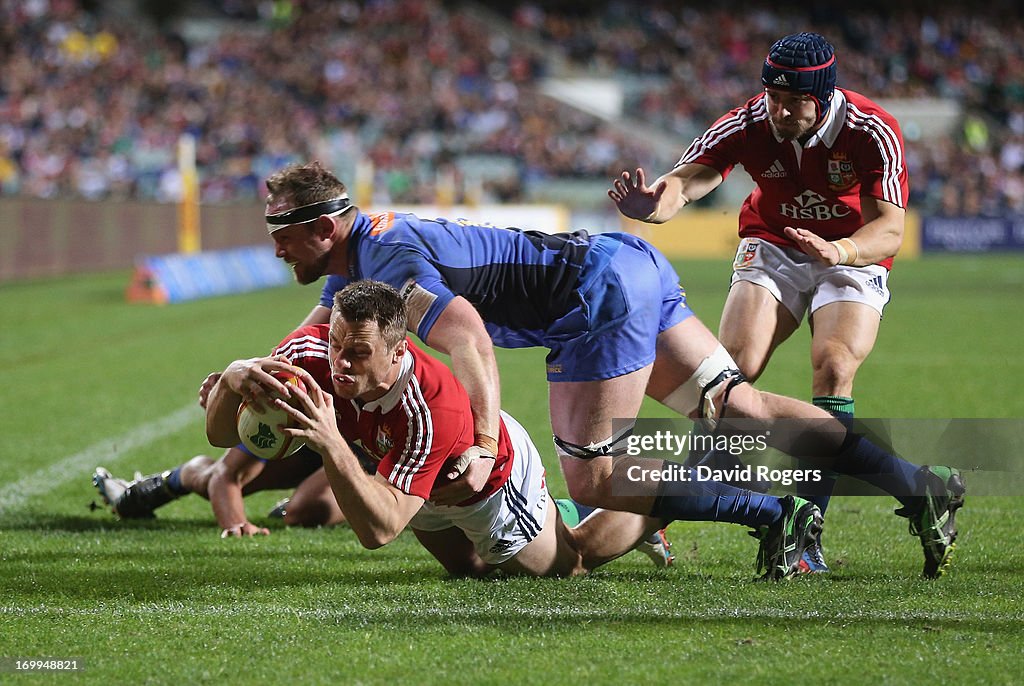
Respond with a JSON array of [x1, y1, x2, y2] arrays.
[[319, 210, 595, 347]]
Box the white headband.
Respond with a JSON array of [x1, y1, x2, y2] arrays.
[[265, 196, 353, 233]]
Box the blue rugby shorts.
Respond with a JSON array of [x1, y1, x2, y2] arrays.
[[542, 233, 693, 382]]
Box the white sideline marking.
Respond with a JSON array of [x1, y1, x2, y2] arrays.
[[0, 404, 202, 515]]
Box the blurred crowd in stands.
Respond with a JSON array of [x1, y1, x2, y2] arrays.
[[1, 0, 1022, 216], [508, 0, 1024, 216]]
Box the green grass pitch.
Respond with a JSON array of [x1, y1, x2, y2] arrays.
[[1, 255, 1022, 684]]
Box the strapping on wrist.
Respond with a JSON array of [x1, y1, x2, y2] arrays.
[[830, 237, 860, 266], [473, 432, 499, 456]]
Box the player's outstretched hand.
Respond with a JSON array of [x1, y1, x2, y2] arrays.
[[198, 372, 221, 409], [608, 168, 667, 221], [220, 355, 298, 413], [220, 522, 270, 538], [275, 374, 345, 457], [430, 447, 495, 506], [784, 226, 842, 266]]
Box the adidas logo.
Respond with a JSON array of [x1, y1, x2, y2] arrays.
[[490, 539, 517, 554], [865, 274, 886, 296], [762, 159, 787, 178], [773, 74, 789, 86]]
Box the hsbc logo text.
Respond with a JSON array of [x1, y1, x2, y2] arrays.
[[779, 190, 851, 221]]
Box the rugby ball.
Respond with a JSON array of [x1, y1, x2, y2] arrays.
[[236, 371, 308, 460]]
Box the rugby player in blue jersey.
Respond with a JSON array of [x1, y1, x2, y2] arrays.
[[255, 161, 963, 579]]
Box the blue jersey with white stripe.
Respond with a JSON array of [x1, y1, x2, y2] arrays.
[[320, 211, 594, 347]]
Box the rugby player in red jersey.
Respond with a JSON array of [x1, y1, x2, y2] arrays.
[[610, 32, 909, 572], [204, 281, 671, 577]]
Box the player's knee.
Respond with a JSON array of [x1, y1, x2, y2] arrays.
[[556, 461, 607, 506], [659, 345, 747, 426], [553, 431, 629, 507], [181, 455, 215, 497], [810, 348, 860, 391], [564, 479, 604, 508], [722, 342, 768, 383]]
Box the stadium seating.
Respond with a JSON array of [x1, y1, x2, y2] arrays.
[[1, 0, 1021, 217]]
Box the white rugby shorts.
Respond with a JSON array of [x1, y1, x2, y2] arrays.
[[731, 237, 891, 321], [410, 412, 549, 565]]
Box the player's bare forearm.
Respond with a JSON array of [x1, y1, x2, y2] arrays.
[[645, 174, 685, 223], [206, 356, 299, 447], [419, 299, 499, 501], [447, 340, 501, 445], [208, 472, 253, 536], [206, 358, 267, 446], [437, 339, 502, 500], [785, 201, 904, 267], [430, 446, 496, 506], [205, 373, 244, 448], [277, 378, 422, 548], [297, 304, 331, 328], [320, 446, 420, 548], [207, 452, 267, 536], [847, 199, 905, 264], [609, 164, 722, 224], [424, 299, 501, 445], [427, 338, 500, 501], [197, 372, 220, 409]]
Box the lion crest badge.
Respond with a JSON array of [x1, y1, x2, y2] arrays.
[[827, 152, 857, 192]]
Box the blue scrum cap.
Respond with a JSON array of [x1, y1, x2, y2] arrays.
[[761, 32, 837, 121]]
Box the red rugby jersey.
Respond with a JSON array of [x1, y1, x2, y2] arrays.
[[678, 89, 907, 269], [273, 326, 513, 504]]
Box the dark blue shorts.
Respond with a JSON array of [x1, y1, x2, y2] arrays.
[[542, 233, 693, 382]]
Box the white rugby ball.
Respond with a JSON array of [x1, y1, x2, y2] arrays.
[[236, 371, 307, 460]]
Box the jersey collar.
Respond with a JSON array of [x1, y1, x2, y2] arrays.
[[353, 348, 414, 415], [796, 89, 847, 149]]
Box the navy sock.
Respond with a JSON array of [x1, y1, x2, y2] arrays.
[[571, 501, 597, 521], [165, 466, 190, 495], [682, 423, 713, 468], [649, 461, 782, 527], [682, 423, 768, 493], [836, 433, 921, 507], [799, 396, 853, 513]]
